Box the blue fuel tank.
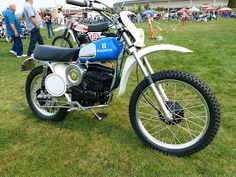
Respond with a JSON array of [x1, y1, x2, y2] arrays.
[[78, 38, 123, 63]]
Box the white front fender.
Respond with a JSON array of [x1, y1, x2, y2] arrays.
[[54, 28, 76, 43], [53, 26, 66, 32], [118, 44, 193, 96]]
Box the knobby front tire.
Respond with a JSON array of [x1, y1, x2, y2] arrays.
[[52, 36, 73, 48], [129, 70, 220, 156]]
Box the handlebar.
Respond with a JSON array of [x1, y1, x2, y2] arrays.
[[66, 0, 117, 14], [85, 6, 102, 12], [66, 0, 88, 7], [66, 0, 120, 25]]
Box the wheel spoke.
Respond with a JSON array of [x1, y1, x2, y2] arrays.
[[176, 85, 188, 100], [166, 126, 182, 144], [139, 112, 159, 119], [146, 124, 164, 133], [174, 123, 198, 138], [172, 112, 205, 129], [151, 126, 169, 136], [181, 107, 207, 123], [140, 116, 160, 122], [30, 73, 60, 116], [136, 78, 210, 149]]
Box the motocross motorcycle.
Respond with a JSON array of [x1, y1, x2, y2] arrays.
[[0, 23, 12, 43], [20, 21, 30, 39], [22, 0, 220, 156], [52, 16, 117, 48]]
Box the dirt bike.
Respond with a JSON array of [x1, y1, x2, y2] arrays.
[[22, 0, 220, 156], [0, 23, 12, 43], [52, 16, 117, 48]]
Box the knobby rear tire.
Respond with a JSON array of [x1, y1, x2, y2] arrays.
[[26, 66, 68, 122]]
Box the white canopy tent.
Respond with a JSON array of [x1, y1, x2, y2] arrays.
[[219, 7, 232, 11], [188, 7, 200, 12]]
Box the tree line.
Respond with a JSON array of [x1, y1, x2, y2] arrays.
[[228, 0, 236, 8]]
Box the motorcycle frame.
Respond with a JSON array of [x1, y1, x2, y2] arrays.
[[54, 19, 86, 46], [55, 18, 104, 47], [98, 10, 193, 120]]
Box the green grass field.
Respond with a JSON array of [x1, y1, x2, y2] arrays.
[[0, 19, 235, 176]]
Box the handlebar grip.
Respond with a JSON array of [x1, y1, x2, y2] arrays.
[[91, 7, 102, 11], [66, 0, 88, 7], [85, 7, 102, 12]]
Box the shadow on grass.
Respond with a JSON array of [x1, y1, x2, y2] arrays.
[[20, 106, 144, 151], [57, 111, 143, 148]]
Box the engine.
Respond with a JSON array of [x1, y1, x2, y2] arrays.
[[44, 63, 114, 107], [71, 64, 114, 107]]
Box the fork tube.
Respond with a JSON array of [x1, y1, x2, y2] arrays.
[[133, 52, 173, 120], [143, 57, 169, 101], [42, 65, 48, 77], [121, 31, 172, 119]]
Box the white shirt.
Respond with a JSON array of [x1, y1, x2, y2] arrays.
[[24, 2, 43, 31], [59, 12, 64, 25]]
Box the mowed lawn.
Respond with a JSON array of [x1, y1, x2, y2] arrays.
[[0, 19, 235, 177]]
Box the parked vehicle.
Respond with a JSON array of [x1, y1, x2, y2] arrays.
[[0, 23, 12, 43], [52, 16, 117, 48], [22, 0, 220, 156], [20, 21, 30, 39], [0, 21, 29, 42]]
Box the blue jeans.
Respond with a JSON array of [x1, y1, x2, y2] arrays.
[[28, 28, 44, 56], [46, 23, 54, 38], [11, 35, 23, 56]]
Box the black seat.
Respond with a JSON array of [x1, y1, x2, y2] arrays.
[[34, 45, 79, 62], [88, 22, 109, 32]]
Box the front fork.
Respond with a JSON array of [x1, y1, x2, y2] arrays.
[[132, 51, 173, 121]]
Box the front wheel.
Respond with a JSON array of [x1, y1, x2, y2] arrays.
[[52, 36, 73, 48], [129, 71, 220, 156], [26, 66, 68, 122]]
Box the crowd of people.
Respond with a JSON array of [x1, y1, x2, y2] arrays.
[[1, 1, 235, 59], [1, 0, 65, 59], [128, 7, 235, 23], [1, 0, 43, 58]]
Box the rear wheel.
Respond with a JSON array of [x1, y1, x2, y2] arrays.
[[129, 71, 220, 156], [26, 66, 68, 122], [52, 36, 73, 48], [6, 35, 12, 43]]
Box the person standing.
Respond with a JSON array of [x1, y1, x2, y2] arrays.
[[3, 3, 26, 58], [24, 0, 44, 59], [137, 13, 141, 23], [45, 10, 54, 38], [58, 8, 64, 26], [38, 9, 43, 20], [0, 14, 3, 25]]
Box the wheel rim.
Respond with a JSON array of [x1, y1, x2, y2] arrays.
[[54, 38, 71, 48], [6, 36, 12, 43], [30, 74, 59, 117], [136, 79, 210, 150]]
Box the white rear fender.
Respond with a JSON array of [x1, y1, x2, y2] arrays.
[[48, 63, 69, 86], [118, 44, 193, 96]]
